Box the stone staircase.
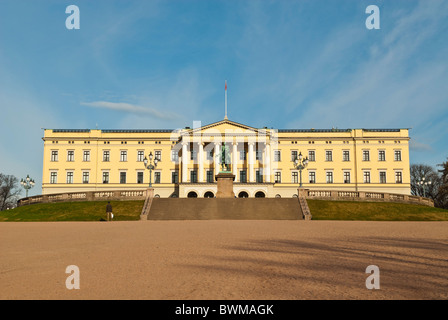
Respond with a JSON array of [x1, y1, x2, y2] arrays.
[[146, 198, 304, 220]]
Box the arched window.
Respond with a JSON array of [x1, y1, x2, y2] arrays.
[[204, 191, 214, 198], [238, 191, 249, 198], [187, 191, 198, 198], [255, 191, 266, 198]]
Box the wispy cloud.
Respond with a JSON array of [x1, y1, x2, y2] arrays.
[[409, 140, 433, 152], [80, 101, 180, 120]]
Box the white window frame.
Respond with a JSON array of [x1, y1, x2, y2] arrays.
[[137, 170, 144, 184], [379, 170, 387, 183], [137, 150, 145, 162], [51, 150, 58, 162], [120, 150, 128, 162], [394, 150, 402, 162], [308, 171, 316, 184], [102, 171, 110, 184], [50, 171, 58, 184], [103, 150, 110, 162], [67, 150, 75, 162], [66, 171, 74, 184], [326, 171, 334, 184], [83, 150, 90, 162], [82, 171, 90, 184]]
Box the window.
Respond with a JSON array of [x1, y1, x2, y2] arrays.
[[172, 150, 179, 162], [309, 172, 316, 184], [325, 150, 332, 162], [154, 172, 161, 184], [66, 172, 73, 184], [394, 150, 402, 161], [395, 171, 403, 183], [67, 150, 74, 162], [256, 150, 262, 161], [103, 172, 109, 184], [51, 150, 58, 162], [344, 171, 351, 184], [207, 150, 214, 161], [364, 171, 371, 183], [50, 172, 57, 184], [240, 170, 247, 183], [83, 150, 90, 162], [308, 151, 315, 162], [207, 170, 214, 183], [343, 151, 350, 162], [137, 151, 145, 162], [379, 171, 387, 183], [190, 170, 197, 183], [363, 150, 370, 161], [82, 172, 89, 184], [103, 151, 110, 162], [326, 171, 333, 184], [171, 171, 178, 184], [274, 150, 281, 162], [291, 150, 298, 162], [137, 172, 144, 184], [379, 150, 386, 161], [155, 151, 162, 161], [120, 151, 127, 162], [292, 172, 298, 184], [190, 150, 197, 161], [120, 172, 127, 184], [256, 170, 263, 183], [274, 171, 281, 183], [240, 150, 246, 161]]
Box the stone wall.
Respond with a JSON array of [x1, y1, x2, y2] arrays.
[[305, 190, 434, 207], [17, 190, 148, 207]]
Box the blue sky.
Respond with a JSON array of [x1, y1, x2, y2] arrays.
[[0, 0, 447, 195]]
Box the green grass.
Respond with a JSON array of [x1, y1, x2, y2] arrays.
[[0, 200, 144, 222], [307, 200, 448, 221], [1, 199, 447, 222]]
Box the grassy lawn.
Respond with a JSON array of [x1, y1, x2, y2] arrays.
[[307, 200, 448, 221], [1, 199, 447, 221], [0, 200, 144, 222]]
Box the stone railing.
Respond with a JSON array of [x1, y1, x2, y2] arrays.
[[17, 190, 148, 207], [306, 190, 434, 207]]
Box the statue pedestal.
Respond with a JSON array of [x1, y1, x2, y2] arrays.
[[215, 172, 235, 198]]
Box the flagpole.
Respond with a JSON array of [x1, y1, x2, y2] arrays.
[[224, 80, 228, 120]]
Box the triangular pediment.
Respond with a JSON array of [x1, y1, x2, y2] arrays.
[[190, 119, 266, 135]]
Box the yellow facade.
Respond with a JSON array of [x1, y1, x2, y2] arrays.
[[42, 119, 411, 197]]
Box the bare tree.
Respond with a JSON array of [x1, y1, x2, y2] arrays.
[[410, 164, 441, 199], [0, 173, 22, 211], [436, 158, 448, 209]]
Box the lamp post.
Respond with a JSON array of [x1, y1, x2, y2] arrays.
[[419, 177, 431, 198], [20, 174, 35, 198], [143, 152, 158, 188], [294, 152, 309, 188]]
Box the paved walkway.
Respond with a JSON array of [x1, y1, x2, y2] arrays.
[[1, 221, 447, 299]]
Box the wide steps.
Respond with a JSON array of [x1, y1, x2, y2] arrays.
[[147, 198, 303, 220]]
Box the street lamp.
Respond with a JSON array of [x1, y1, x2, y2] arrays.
[[20, 174, 35, 198], [143, 152, 158, 188], [294, 152, 309, 188], [419, 177, 431, 198]]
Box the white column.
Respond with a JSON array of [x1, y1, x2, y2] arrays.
[[198, 142, 204, 182], [265, 143, 271, 183], [232, 142, 238, 181], [182, 142, 188, 183], [248, 142, 255, 182], [214, 143, 220, 175]]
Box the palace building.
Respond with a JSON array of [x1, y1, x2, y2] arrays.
[[41, 118, 411, 198]]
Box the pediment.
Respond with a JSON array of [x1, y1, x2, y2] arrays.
[[190, 119, 266, 136]]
